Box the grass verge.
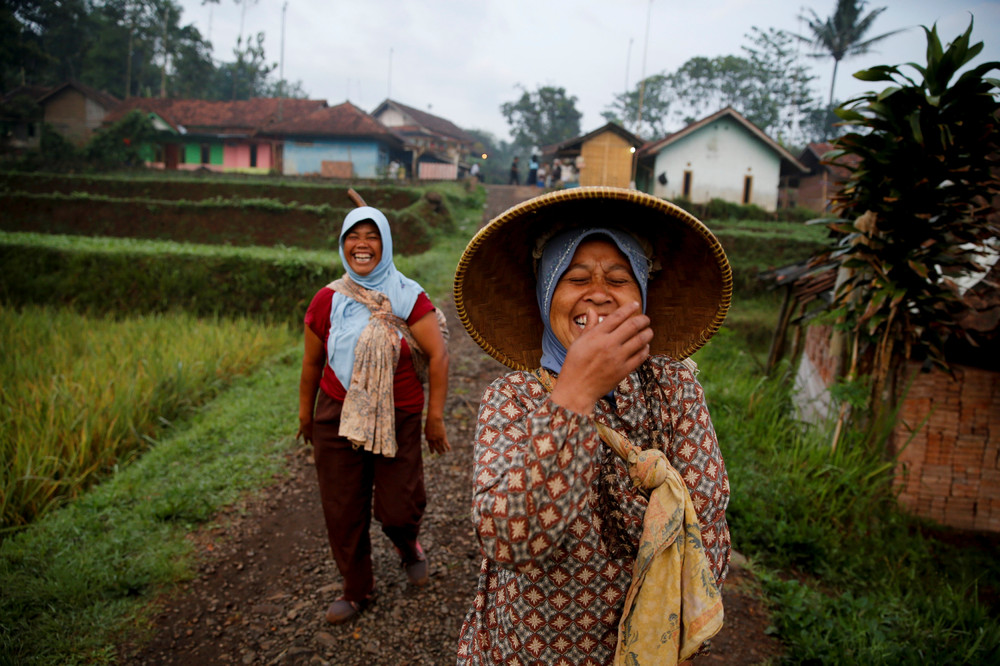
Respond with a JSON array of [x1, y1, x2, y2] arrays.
[[0, 306, 296, 530], [0, 343, 302, 665], [694, 339, 1000, 663]]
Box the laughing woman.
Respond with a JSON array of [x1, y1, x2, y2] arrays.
[[298, 205, 450, 625], [453, 188, 732, 665]]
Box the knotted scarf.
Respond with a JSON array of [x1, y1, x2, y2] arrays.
[[535, 368, 724, 665], [331, 276, 423, 457]]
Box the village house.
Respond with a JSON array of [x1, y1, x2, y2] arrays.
[[1, 80, 120, 150], [371, 99, 475, 180], [637, 107, 808, 213], [102, 97, 328, 173], [264, 101, 404, 178], [793, 141, 860, 213]]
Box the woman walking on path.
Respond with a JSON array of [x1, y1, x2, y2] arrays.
[[453, 187, 732, 665], [299, 204, 450, 625]]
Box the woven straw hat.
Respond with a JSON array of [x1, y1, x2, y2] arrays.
[[453, 186, 732, 371]]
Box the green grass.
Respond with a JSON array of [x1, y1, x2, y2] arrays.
[[0, 306, 296, 531], [693, 340, 1000, 664], [0, 342, 301, 665]]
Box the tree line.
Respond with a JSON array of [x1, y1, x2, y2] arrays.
[[2, 0, 901, 183], [1, 0, 302, 101]]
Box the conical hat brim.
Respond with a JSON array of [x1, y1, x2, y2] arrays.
[[453, 187, 732, 370]]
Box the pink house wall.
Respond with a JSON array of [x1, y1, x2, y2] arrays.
[[223, 143, 272, 169]]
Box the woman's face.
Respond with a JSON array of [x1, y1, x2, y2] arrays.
[[549, 239, 642, 349], [342, 221, 383, 276]]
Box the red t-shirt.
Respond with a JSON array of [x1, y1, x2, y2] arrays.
[[305, 286, 434, 413]]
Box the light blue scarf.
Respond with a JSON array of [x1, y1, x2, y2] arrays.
[[328, 207, 423, 388], [536, 227, 651, 374]]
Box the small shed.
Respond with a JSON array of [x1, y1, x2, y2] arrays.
[[542, 122, 644, 188]]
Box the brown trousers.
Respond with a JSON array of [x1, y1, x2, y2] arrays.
[[312, 391, 426, 602]]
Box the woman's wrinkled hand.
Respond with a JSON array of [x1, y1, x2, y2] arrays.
[[425, 415, 450, 454], [551, 301, 652, 415]]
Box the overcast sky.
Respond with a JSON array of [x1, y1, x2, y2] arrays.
[[177, 0, 1000, 142]]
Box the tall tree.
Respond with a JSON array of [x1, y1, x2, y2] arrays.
[[602, 73, 672, 139], [666, 55, 756, 125], [741, 27, 820, 146], [500, 85, 581, 151], [4, 0, 95, 88], [212, 31, 276, 100], [793, 0, 902, 109]]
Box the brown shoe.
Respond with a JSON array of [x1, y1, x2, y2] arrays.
[[403, 541, 429, 586], [325, 596, 369, 625], [405, 558, 429, 586]]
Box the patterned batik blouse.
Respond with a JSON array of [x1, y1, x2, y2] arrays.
[[456, 356, 730, 666]]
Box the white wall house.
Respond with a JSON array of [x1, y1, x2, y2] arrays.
[[639, 107, 806, 212]]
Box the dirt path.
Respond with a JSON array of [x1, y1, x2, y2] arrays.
[[118, 297, 782, 666]]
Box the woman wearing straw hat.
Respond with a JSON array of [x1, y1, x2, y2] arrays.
[[298, 205, 450, 625], [453, 187, 732, 665]]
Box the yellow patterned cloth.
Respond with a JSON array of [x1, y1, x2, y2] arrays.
[[599, 424, 724, 665]]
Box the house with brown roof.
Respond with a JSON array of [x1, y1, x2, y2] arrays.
[[103, 97, 327, 173], [637, 107, 808, 213], [794, 142, 860, 212], [1, 85, 50, 151], [371, 99, 475, 180], [1, 80, 119, 150], [264, 101, 404, 178], [38, 81, 121, 146]]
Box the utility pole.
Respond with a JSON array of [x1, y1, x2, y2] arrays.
[[387, 47, 393, 100], [625, 37, 633, 97], [635, 0, 653, 134]]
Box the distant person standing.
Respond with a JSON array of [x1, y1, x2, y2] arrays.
[[551, 159, 562, 187], [509, 157, 520, 185], [470, 162, 481, 182], [527, 154, 539, 186], [536, 162, 547, 188]]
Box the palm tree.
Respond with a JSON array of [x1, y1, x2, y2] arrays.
[[793, 0, 903, 109]]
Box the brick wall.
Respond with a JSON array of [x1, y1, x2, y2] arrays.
[[890, 362, 1000, 532], [797, 325, 1000, 533]]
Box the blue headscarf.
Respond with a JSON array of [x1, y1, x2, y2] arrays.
[[328, 206, 423, 387], [536, 227, 651, 374]]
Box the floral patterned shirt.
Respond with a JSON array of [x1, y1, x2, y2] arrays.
[[456, 356, 730, 666]]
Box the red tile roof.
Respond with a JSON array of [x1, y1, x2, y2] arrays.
[[104, 97, 327, 135], [265, 101, 401, 146]]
